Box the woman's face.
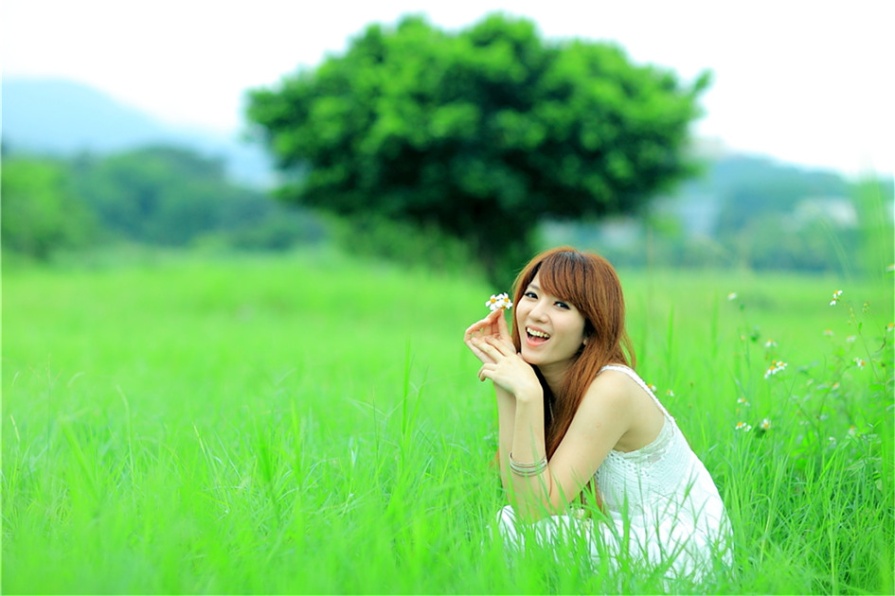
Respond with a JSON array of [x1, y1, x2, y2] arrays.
[[515, 273, 588, 372]]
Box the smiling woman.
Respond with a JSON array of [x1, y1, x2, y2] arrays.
[[464, 246, 732, 583]]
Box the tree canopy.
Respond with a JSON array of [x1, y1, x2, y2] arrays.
[[247, 13, 709, 281]]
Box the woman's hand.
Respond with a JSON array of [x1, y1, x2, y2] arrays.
[[463, 308, 513, 364], [464, 309, 540, 400], [472, 336, 542, 403]]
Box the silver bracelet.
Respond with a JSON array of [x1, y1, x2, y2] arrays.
[[508, 453, 548, 477]]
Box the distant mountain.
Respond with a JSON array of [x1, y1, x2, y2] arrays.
[[2, 77, 272, 187]]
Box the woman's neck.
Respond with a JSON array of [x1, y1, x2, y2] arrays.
[[538, 362, 570, 396]]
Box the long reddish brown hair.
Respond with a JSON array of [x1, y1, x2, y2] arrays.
[[510, 247, 636, 458]]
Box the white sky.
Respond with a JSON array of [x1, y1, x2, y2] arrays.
[[2, 0, 893, 177]]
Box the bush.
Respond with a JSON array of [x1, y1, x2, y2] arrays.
[[1, 158, 99, 260]]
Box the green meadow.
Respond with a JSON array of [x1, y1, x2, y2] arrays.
[[3, 249, 893, 594]]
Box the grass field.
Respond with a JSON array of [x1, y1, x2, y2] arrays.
[[3, 248, 893, 593]]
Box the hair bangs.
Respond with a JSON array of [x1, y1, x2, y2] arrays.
[[535, 250, 591, 309]]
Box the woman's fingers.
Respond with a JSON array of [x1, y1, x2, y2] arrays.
[[465, 338, 488, 362], [463, 321, 483, 340], [466, 335, 504, 364], [496, 308, 512, 341], [465, 310, 513, 369], [478, 362, 497, 382], [464, 310, 499, 339], [482, 334, 515, 357]]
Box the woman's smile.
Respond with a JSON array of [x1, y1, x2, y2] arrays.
[[524, 325, 551, 346]]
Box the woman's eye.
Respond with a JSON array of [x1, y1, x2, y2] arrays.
[[524, 291, 538, 299], [555, 301, 570, 310]]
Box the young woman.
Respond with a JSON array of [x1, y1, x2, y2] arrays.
[[464, 247, 731, 579]]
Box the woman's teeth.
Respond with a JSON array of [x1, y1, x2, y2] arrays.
[[526, 328, 550, 339]]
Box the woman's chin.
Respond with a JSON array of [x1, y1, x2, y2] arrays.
[[519, 348, 543, 366]]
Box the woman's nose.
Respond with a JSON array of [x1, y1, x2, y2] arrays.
[[529, 300, 548, 321]]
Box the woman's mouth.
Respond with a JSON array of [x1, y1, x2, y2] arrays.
[[525, 327, 551, 345]]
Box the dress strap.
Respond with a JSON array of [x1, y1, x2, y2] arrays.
[[599, 364, 675, 421]]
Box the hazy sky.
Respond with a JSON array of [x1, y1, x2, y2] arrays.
[[3, 0, 893, 177]]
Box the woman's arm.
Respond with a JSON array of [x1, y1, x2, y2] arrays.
[[464, 309, 518, 489], [494, 385, 516, 491], [476, 338, 633, 521], [507, 391, 551, 519]]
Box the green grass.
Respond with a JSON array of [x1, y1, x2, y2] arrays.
[[3, 248, 893, 593]]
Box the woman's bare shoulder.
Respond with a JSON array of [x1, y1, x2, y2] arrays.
[[578, 366, 659, 422], [578, 367, 638, 415], [588, 366, 666, 450], [588, 365, 640, 397]]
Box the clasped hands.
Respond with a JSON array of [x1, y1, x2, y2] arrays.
[[464, 309, 541, 401]]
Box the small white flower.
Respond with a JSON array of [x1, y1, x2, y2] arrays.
[[823, 329, 834, 337], [735, 421, 752, 432], [486, 292, 513, 311], [760, 418, 772, 431], [846, 335, 857, 343], [727, 292, 738, 301], [737, 397, 750, 407], [647, 383, 658, 393], [764, 360, 787, 379], [764, 339, 777, 348], [829, 289, 843, 306], [854, 358, 866, 369], [887, 264, 895, 273], [666, 389, 675, 397]]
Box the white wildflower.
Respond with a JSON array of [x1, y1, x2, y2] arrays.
[[829, 289, 843, 306], [486, 293, 513, 311], [764, 360, 787, 379]]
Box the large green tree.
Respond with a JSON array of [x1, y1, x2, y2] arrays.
[[247, 14, 708, 282]]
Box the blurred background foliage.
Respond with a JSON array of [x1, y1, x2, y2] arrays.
[[2, 147, 325, 259], [2, 13, 892, 284]]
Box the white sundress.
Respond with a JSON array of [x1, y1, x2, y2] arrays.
[[496, 364, 733, 581]]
